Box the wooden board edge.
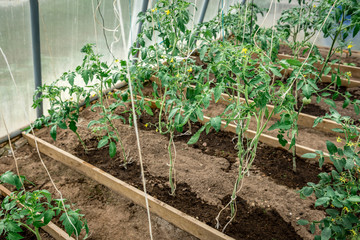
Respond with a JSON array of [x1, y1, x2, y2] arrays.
[[0, 184, 75, 240], [22, 133, 234, 240], [278, 53, 360, 79], [218, 93, 353, 136]]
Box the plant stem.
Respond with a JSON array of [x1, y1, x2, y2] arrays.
[[318, 12, 345, 81], [34, 227, 41, 240], [75, 131, 88, 152], [168, 131, 176, 195]]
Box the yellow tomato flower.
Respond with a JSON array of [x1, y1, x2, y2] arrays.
[[156, 128, 159, 132], [337, 136, 342, 143], [151, 8, 157, 13], [339, 177, 346, 183], [346, 72, 352, 77], [115, 59, 119, 63], [176, 73, 180, 78], [241, 48, 248, 54], [144, 123, 149, 128], [343, 206, 349, 212], [348, 44, 353, 49], [313, 4, 316, 8], [346, 141, 355, 147], [350, 229, 357, 236], [165, 10, 170, 15], [187, 67, 193, 73], [303, 74, 307, 78], [170, 58, 174, 63]]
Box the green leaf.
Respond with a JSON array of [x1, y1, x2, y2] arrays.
[[97, 137, 109, 149], [187, 125, 205, 145], [323, 67, 332, 76], [321, 227, 331, 240], [345, 157, 354, 170], [297, 219, 309, 225], [0, 171, 23, 190], [210, 116, 221, 132], [50, 125, 57, 141], [326, 140, 337, 155], [69, 121, 77, 133], [331, 128, 344, 133], [109, 142, 116, 158], [302, 84, 312, 98], [144, 104, 154, 116], [302, 187, 313, 197], [43, 210, 55, 225], [214, 86, 223, 103], [348, 196, 360, 202], [325, 209, 339, 217], [67, 72, 76, 86], [315, 197, 330, 207], [286, 59, 302, 67], [277, 134, 288, 147], [301, 153, 317, 159], [324, 99, 336, 109]]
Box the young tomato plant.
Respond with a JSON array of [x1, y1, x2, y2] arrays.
[[0, 171, 89, 240], [299, 110, 360, 240], [133, 0, 204, 195]]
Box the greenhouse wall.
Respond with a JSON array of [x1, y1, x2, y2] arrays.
[[0, 0, 359, 140]]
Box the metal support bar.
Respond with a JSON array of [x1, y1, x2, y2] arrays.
[[30, 0, 43, 118], [198, 0, 209, 24]]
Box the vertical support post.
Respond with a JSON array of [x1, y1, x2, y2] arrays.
[[198, 0, 209, 24], [30, 0, 43, 118]]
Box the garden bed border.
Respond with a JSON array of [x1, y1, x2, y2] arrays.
[[22, 133, 235, 240]]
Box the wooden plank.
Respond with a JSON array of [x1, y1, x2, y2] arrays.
[[278, 54, 360, 87], [198, 116, 331, 163], [23, 133, 234, 240], [217, 93, 351, 137], [0, 184, 74, 240]]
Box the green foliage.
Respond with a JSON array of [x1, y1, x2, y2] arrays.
[[299, 111, 360, 240], [0, 171, 88, 240]]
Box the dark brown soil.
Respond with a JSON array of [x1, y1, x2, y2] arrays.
[[72, 129, 301, 240], [138, 108, 328, 189]]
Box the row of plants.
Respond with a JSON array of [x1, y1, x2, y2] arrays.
[[3, 0, 359, 239]]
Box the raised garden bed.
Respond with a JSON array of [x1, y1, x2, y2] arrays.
[[17, 99, 333, 240]]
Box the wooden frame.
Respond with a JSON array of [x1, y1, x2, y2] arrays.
[[278, 54, 360, 88], [23, 133, 234, 240], [0, 184, 74, 240]]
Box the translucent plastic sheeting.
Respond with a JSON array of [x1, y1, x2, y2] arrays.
[[257, 0, 360, 50], [0, 0, 35, 140]]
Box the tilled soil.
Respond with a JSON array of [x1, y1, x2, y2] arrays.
[[22, 101, 330, 240]]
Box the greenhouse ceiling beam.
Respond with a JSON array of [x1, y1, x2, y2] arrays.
[[30, 0, 43, 118], [198, 0, 209, 24]]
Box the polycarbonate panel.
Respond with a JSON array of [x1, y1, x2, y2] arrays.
[[0, 0, 35, 140], [39, 0, 136, 86]]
